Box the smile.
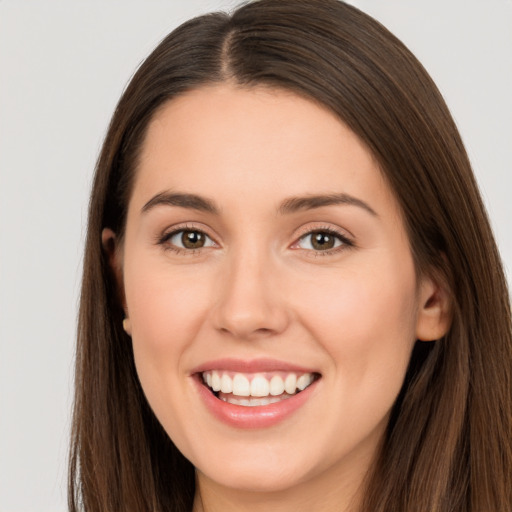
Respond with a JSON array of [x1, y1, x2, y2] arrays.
[[192, 359, 321, 428], [201, 370, 317, 406]]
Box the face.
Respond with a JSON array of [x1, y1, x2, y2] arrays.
[[109, 84, 446, 500]]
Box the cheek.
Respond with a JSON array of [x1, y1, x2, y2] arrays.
[[123, 262, 214, 446], [295, 257, 418, 396], [126, 262, 210, 350], [123, 255, 213, 404]]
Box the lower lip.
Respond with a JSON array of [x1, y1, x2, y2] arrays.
[[193, 375, 319, 429]]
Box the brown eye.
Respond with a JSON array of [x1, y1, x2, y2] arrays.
[[165, 229, 216, 251], [311, 232, 335, 250], [296, 230, 346, 251], [181, 230, 205, 249]]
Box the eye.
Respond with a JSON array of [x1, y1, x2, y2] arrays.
[[164, 229, 216, 250], [295, 230, 350, 252]]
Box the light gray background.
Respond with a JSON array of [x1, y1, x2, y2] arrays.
[[1, 1, 510, 510]]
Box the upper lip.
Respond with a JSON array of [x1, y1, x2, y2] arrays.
[[190, 358, 319, 375]]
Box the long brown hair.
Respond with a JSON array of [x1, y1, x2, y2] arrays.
[[69, 1, 512, 510]]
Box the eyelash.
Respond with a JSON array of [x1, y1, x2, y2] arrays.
[[293, 226, 354, 256], [156, 224, 354, 256], [157, 224, 217, 256]]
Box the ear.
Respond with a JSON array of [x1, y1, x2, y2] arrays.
[[415, 274, 452, 341], [101, 228, 131, 335]]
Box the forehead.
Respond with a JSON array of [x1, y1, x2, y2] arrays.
[[130, 84, 398, 221]]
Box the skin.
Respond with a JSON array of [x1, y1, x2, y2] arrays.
[[104, 84, 451, 512]]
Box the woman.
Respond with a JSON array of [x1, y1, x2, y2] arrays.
[[69, 1, 512, 510]]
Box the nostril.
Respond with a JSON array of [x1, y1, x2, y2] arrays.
[[217, 324, 280, 340], [256, 327, 272, 334]]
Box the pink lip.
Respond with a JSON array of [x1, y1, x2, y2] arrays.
[[191, 359, 321, 429], [190, 357, 317, 374]]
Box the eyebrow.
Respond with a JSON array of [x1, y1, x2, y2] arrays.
[[141, 192, 219, 215], [278, 193, 377, 216], [141, 191, 377, 217]]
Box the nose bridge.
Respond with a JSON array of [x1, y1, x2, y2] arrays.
[[212, 241, 288, 339]]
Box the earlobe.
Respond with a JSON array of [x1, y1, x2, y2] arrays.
[[122, 317, 132, 336], [101, 228, 119, 260], [101, 228, 128, 314], [415, 275, 452, 342]]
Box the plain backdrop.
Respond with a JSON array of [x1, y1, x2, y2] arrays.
[[0, 1, 510, 510]]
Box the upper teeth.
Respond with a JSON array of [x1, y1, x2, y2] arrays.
[[202, 371, 315, 397]]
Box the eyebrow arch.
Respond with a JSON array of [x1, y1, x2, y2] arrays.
[[278, 193, 377, 216], [141, 192, 219, 215]]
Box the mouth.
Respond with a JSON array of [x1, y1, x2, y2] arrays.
[[200, 370, 320, 407]]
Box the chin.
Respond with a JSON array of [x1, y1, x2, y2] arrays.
[[198, 458, 310, 494]]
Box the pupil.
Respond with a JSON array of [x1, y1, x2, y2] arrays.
[[312, 232, 334, 250], [182, 231, 204, 249]]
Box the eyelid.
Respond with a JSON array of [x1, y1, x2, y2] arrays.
[[156, 222, 219, 251], [290, 224, 355, 252], [155, 221, 354, 255]]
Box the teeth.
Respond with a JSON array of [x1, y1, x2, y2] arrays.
[[297, 373, 314, 390], [284, 374, 297, 394], [270, 375, 285, 396], [220, 395, 289, 406], [201, 370, 316, 398], [211, 371, 221, 392], [250, 376, 270, 397], [232, 373, 251, 396], [220, 373, 233, 393]]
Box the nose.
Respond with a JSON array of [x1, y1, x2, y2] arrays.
[[211, 248, 290, 341]]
